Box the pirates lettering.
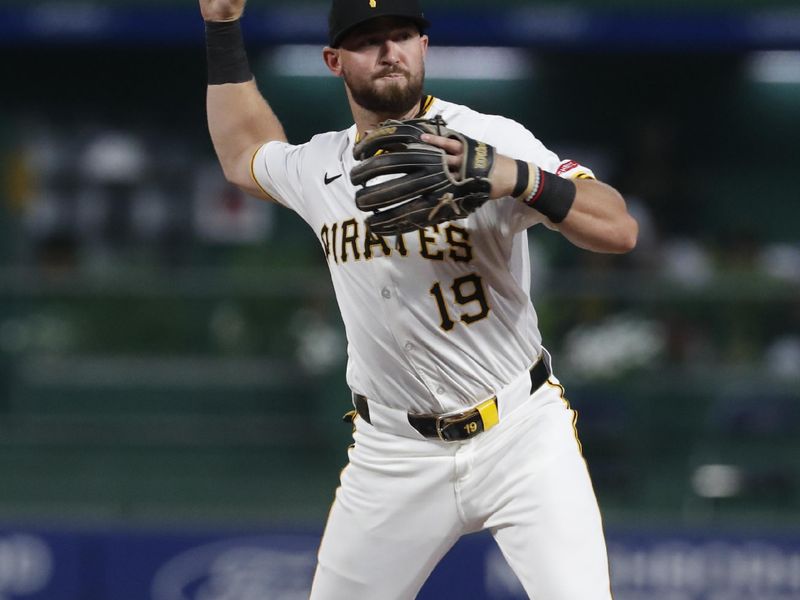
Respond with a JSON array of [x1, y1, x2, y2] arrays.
[[318, 221, 474, 265]]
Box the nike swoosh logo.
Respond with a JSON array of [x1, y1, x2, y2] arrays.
[[324, 173, 343, 185]]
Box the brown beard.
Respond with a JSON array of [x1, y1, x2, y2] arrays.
[[344, 65, 425, 116]]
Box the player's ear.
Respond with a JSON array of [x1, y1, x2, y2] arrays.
[[323, 47, 343, 77], [420, 34, 429, 55]]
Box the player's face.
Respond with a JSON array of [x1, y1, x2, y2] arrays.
[[336, 18, 428, 116]]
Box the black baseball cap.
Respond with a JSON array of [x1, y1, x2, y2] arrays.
[[328, 0, 430, 48]]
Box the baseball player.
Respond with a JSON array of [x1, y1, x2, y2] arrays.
[[199, 0, 638, 598]]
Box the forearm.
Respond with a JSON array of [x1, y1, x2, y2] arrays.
[[491, 156, 637, 254], [418, 132, 638, 254], [553, 179, 638, 254]]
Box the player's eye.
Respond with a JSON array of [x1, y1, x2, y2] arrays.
[[350, 35, 376, 49]]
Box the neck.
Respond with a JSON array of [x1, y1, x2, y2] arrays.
[[351, 96, 425, 137]]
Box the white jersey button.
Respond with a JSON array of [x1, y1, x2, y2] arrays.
[[436, 387, 445, 395], [404, 342, 414, 351], [381, 287, 391, 299]]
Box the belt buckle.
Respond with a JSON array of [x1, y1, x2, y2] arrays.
[[435, 415, 448, 441], [435, 412, 465, 442], [435, 411, 463, 442]]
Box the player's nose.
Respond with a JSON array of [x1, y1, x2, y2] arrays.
[[379, 39, 402, 64]]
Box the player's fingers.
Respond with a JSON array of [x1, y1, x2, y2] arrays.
[[421, 133, 463, 156], [444, 154, 461, 171], [421, 133, 463, 171]]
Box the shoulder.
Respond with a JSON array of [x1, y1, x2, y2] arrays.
[[264, 127, 354, 158], [428, 97, 555, 164], [307, 127, 355, 151], [429, 98, 535, 144], [428, 98, 504, 134]]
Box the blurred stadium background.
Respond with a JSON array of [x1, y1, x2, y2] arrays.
[[0, 0, 799, 598]]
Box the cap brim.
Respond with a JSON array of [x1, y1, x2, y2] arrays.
[[332, 15, 430, 47]]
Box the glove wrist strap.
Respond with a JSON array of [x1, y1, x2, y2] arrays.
[[514, 160, 576, 224], [205, 20, 253, 85]]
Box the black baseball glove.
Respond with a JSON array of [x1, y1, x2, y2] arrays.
[[350, 116, 496, 236]]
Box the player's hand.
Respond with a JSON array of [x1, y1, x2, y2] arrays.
[[419, 132, 463, 173], [199, 0, 246, 22], [421, 132, 518, 200]]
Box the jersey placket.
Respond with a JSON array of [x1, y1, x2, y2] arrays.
[[377, 258, 450, 413]]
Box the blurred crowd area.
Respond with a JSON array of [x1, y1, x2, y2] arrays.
[[0, 19, 798, 526], [2, 116, 275, 272], [2, 89, 798, 382]]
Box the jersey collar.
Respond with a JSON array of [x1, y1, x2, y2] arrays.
[[353, 95, 436, 144], [415, 94, 435, 118]]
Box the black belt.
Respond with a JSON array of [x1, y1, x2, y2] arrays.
[[352, 358, 550, 442]]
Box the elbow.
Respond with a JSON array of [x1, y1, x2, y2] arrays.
[[607, 188, 638, 254], [613, 214, 639, 254], [220, 161, 241, 186], [575, 181, 638, 254], [218, 151, 273, 201], [220, 159, 252, 191]]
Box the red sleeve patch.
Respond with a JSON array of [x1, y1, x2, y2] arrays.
[[556, 160, 580, 176]]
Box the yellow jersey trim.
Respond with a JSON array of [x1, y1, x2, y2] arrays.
[[416, 94, 435, 117], [249, 146, 279, 202]]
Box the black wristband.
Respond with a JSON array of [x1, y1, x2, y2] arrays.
[[511, 159, 530, 199], [205, 20, 252, 85], [522, 167, 576, 223]]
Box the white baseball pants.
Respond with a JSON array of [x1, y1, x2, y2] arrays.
[[309, 378, 612, 599]]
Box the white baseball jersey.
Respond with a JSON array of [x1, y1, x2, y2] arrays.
[[251, 95, 594, 415], [251, 95, 611, 600]]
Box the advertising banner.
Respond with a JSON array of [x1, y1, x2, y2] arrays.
[[0, 526, 798, 599]]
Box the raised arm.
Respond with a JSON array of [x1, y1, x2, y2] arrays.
[[200, 0, 287, 198]]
